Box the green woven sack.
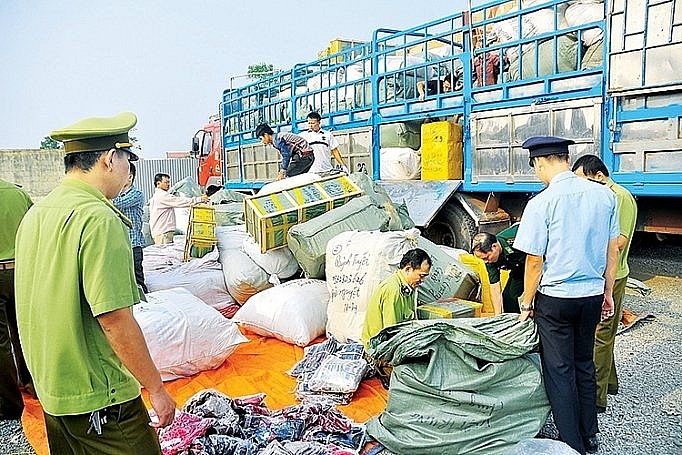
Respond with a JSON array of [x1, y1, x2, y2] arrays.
[[367, 315, 550, 455], [287, 196, 390, 279]]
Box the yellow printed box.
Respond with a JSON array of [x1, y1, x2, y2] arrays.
[[244, 174, 363, 253], [421, 121, 463, 180], [435, 297, 484, 318], [189, 221, 216, 241], [191, 204, 216, 222], [417, 299, 480, 320]]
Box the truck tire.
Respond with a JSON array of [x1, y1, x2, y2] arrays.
[[423, 203, 477, 251]]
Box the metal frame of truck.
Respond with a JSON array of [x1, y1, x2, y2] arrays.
[[192, 0, 682, 249]]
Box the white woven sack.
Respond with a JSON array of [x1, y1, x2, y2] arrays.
[[241, 236, 300, 285], [565, 2, 604, 46], [233, 279, 330, 347], [142, 242, 185, 273], [221, 249, 272, 304], [134, 288, 247, 381], [216, 224, 250, 253], [379, 147, 421, 180], [257, 173, 322, 196], [325, 228, 421, 342], [145, 250, 236, 315]]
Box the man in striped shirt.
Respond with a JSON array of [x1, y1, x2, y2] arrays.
[[255, 124, 315, 180], [113, 163, 148, 293]]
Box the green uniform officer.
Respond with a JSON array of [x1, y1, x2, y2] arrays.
[[573, 154, 637, 413], [0, 179, 33, 420], [15, 112, 176, 455], [362, 248, 432, 349], [471, 224, 525, 314]]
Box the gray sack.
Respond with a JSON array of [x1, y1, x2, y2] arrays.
[[366, 315, 550, 455], [287, 195, 390, 279]]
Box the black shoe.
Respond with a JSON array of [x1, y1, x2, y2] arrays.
[[585, 436, 599, 454], [596, 405, 606, 414]]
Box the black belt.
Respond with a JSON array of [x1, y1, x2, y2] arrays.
[[0, 261, 15, 271]]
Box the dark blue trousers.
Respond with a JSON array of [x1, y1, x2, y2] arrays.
[[535, 292, 602, 455]]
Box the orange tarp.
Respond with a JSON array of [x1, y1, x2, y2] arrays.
[[21, 332, 388, 455]]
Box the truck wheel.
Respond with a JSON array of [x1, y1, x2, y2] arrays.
[[423, 203, 477, 251]]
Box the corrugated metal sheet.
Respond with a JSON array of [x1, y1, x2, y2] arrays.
[[136, 158, 199, 201]]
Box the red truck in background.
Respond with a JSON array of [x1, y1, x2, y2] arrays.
[[191, 114, 223, 195]]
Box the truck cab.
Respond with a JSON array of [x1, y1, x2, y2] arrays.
[[191, 114, 223, 195]]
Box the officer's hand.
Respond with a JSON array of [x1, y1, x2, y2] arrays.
[[148, 388, 176, 428], [200, 194, 209, 203], [519, 309, 534, 322], [601, 293, 615, 321]]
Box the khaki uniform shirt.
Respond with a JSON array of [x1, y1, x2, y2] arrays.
[[15, 178, 141, 415]]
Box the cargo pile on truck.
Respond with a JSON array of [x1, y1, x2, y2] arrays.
[[192, 0, 682, 248]]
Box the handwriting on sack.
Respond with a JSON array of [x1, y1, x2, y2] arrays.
[[329, 245, 371, 314]]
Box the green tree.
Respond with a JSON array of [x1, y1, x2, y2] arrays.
[[40, 136, 63, 150], [247, 63, 275, 80]]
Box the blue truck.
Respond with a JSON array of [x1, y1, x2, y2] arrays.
[[192, 0, 682, 249]]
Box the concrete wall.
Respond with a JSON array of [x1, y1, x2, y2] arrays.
[[0, 149, 200, 201], [0, 149, 64, 200]]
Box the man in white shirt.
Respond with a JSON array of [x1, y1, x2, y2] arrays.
[[299, 112, 349, 174], [148, 173, 207, 244]]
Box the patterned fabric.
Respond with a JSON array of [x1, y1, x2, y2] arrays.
[[273, 132, 313, 171], [113, 185, 145, 248], [158, 411, 215, 455]]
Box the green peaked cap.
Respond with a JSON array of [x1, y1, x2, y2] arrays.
[[50, 112, 139, 159]]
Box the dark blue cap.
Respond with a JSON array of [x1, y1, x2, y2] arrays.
[[522, 136, 574, 167]]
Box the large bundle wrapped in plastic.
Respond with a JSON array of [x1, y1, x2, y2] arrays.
[[325, 228, 421, 342], [134, 288, 248, 380], [379, 147, 421, 180], [221, 249, 272, 305], [145, 250, 238, 317], [492, 0, 568, 63], [142, 242, 186, 273], [233, 279, 330, 346], [216, 225, 272, 304], [565, 0, 604, 46], [415, 236, 480, 304], [242, 236, 300, 285], [287, 196, 390, 279], [506, 34, 579, 81], [348, 172, 415, 231], [257, 172, 322, 196], [366, 316, 549, 455]]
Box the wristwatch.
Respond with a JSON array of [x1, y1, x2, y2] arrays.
[[520, 303, 534, 312]]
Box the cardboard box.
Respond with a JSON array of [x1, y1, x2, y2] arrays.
[[420, 121, 463, 180], [435, 297, 484, 318], [244, 174, 363, 253], [417, 300, 477, 320]]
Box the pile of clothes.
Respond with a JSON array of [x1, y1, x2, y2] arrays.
[[157, 390, 366, 455]]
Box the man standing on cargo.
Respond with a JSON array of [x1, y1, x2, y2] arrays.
[[514, 136, 619, 455], [113, 163, 148, 293], [299, 112, 349, 174], [0, 178, 33, 420], [572, 154, 637, 414], [471, 223, 524, 315], [15, 112, 176, 454], [255, 123, 315, 180], [149, 173, 208, 244]]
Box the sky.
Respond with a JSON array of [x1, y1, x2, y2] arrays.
[[1, 0, 469, 159]]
